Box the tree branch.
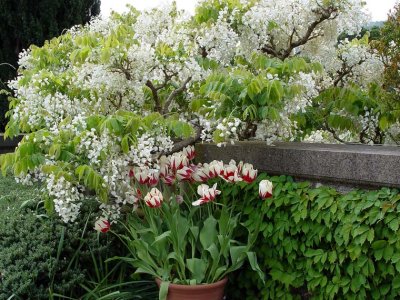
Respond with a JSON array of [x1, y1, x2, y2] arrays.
[[146, 80, 162, 113], [162, 77, 192, 115], [262, 6, 338, 59]]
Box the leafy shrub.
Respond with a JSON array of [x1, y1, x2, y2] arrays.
[[0, 176, 121, 299], [223, 174, 400, 299]]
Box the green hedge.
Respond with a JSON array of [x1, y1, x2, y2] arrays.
[[224, 174, 400, 300], [0, 176, 116, 299]]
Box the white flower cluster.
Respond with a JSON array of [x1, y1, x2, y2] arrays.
[[196, 8, 239, 65], [215, 118, 242, 146], [46, 174, 83, 223]]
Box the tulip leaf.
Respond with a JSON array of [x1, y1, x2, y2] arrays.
[[159, 281, 169, 300], [247, 251, 265, 283], [152, 231, 172, 246], [200, 215, 218, 250], [186, 258, 208, 283], [230, 246, 247, 265]]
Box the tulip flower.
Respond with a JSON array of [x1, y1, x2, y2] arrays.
[[183, 145, 196, 160], [136, 188, 142, 199], [94, 217, 110, 233], [128, 168, 134, 178], [241, 163, 258, 183], [207, 160, 224, 178], [259, 180, 273, 199], [191, 167, 209, 182], [176, 166, 194, 181], [176, 195, 184, 204], [220, 165, 242, 183], [161, 174, 175, 186], [147, 171, 159, 186], [192, 183, 221, 206], [159, 155, 170, 178], [144, 188, 163, 208], [134, 168, 149, 185], [170, 153, 189, 171]]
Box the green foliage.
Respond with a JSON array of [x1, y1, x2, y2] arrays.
[[222, 174, 400, 300], [196, 54, 321, 130], [296, 83, 400, 144], [118, 193, 263, 293], [0, 175, 129, 299]]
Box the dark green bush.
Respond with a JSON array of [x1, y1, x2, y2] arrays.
[[224, 174, 400, 300], [0, 176, 116, 299]]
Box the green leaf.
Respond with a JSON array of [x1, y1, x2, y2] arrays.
[[200, 216, 218, 250], [247, 252, 265, 283], [230, 246, 247, 265], [186, 258, 207, 283], [159, 281, 169, 300]]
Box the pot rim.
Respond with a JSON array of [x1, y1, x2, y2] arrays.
[[155, 277, 228, 290]]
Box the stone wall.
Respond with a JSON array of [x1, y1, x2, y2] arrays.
[[2, 138, 399, 190], [0, 134, 22, 154], [196, 142, 400, 190]]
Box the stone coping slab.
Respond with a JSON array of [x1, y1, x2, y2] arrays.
[[195, 142, 400, 188]]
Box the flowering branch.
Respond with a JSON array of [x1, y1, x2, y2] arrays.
[[262, 6, 338, 59]]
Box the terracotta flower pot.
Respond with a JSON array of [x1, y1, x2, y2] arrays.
[[155, 277, 228, 300]]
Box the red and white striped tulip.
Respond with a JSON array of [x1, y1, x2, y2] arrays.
[[170, 153, 189, 171], [191, 167, 209, 182], [144, 188, 163, 208], [192, 183, 221, 206], [207, 160, 224, 178], [134, 168, 149, 185], [176, 166, 194, 181], [220, 165, 242, 183], [259, 180, 273, 199], [147, 171, 159, 186], [241, 163, 258, 183], [159, 155, 170, 178], [183, 145, 196, 160], [94, 217, 110, 233], [161, 174, 175, 186]]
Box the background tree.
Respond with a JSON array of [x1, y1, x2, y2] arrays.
[[0, 0, 101, 131]]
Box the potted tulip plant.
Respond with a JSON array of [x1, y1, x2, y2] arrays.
[[108, 146, 272, 300]]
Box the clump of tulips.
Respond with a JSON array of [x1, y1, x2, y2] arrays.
[[95, 145, 272, 233], [94, 146, 272, 294]]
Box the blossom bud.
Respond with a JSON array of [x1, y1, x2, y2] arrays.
[[220, 165, 242, 183], [191, 167, 209, 182], [94, 218, 110, 233], [144, 188, 163, 208], [147, 171, 159, 186], [207, 160, 224, 178], [159, 155, 170, 178], [170, 153, 189, 171], [176, 195, 184, 204], [162, 174, 175, 186], [241, 163, 258, 183], [134, 168, 149, 185], [183, 145, 196, 160], [259, 180, 273, 199], [192, 183, 221, 206], [176, 166, 194, 181]]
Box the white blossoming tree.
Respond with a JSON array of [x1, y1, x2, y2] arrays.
[[0, 0, 395, 222]]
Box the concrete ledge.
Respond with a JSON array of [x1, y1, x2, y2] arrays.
[[196, 142, 400, 188], [0, 134, 23, 154]]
